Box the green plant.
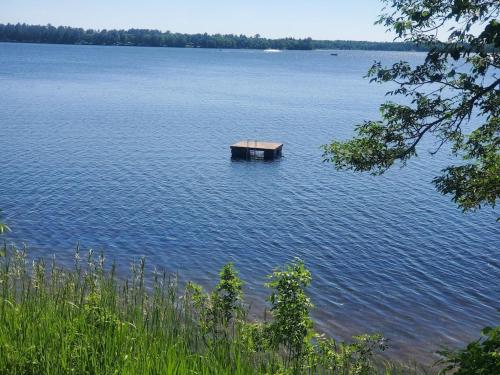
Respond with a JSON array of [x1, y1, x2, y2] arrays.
[[266, 258, 314, 370], [185, 263, 244, 342], [350, 334, 389, 374], [0, 210, 10, 234], [437, 325, 500, 375], [308, 333, 388, 375], [0, 246, 432, 374], [214, 262, 244, 323]]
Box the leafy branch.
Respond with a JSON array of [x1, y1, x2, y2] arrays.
[[323, 0, 499, 213]]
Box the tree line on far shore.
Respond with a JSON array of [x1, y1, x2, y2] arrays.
[[0, 23, 428, 51]]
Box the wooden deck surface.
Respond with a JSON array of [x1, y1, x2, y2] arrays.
[[230, 141, 283, 150]]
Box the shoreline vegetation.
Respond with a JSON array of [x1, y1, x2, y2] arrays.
[[0, 23, 429, 52], [0, 244, 431, 374]]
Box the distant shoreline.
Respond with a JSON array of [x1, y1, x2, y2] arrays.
[[0, 40, 427, 53], [0, 23, 428, 52]]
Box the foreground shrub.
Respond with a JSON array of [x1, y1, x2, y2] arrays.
[[266, 259, 314, 370], [0, 244, 429, 374], [437, 326, 500, 375]]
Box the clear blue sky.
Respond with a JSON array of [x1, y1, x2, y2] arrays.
[[0, 0, 394, 42]]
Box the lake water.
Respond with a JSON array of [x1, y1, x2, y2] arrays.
[[0, 43, 498, 364]]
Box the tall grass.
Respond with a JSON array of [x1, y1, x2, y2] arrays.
[[0, 244, 429, 374]]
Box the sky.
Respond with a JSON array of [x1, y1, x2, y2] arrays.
[[0, 0, 396, 42]]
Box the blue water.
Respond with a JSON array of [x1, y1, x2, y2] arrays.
[[0, 43, 498, 364]]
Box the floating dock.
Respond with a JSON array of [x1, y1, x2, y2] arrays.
[[230, 140, 283, 160]]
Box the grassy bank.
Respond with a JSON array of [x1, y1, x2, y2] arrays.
[[0, 244, 441, 374]]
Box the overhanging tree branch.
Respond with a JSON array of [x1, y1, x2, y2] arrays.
[[323, 0, 499, 213]]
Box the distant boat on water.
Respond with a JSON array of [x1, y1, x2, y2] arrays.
[[330, 53, 338, 56], [263, 49, 281, 53]]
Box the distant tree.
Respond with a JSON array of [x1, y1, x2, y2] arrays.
[[0, 23, 425, 51], [323, 0, 499, 213]]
